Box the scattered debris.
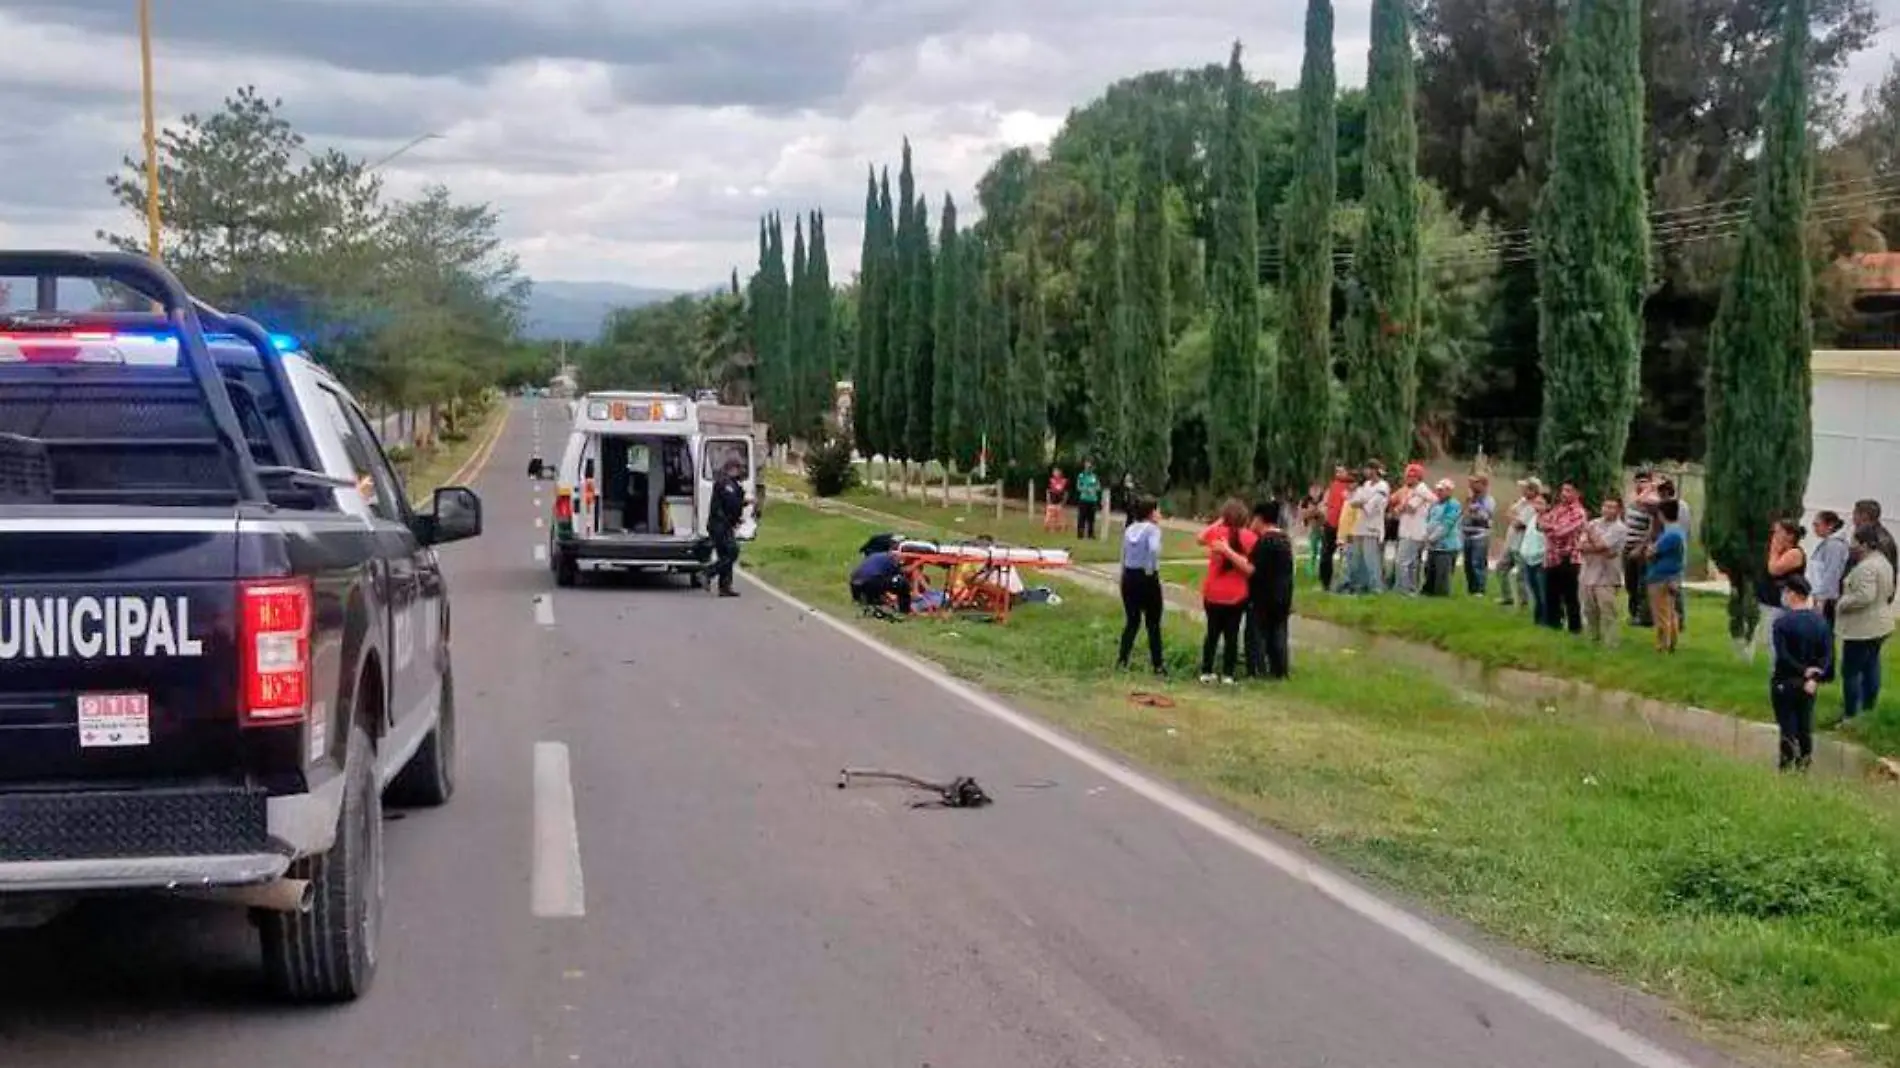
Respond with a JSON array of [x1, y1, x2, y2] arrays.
[[1128, 692, 1176, 709], [1874, 756, 1900, 783], [838, 767, 993, 808]]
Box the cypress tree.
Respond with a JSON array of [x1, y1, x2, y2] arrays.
[[954, 235, 987, 466], [747, 217, 769, 414], [875, 168, 902, 456], [1276, 0, 1338, 496], [1348, 0, 1420, 471], [905, 194, 936, 462], [1012, 243, 1051, 472], [853, 169, 880, 453], [1533, 0, 1649, 503], [1207, 42, 1261, 494], [931, 195, 961, 460], [1127, 113, 1173, 494], [788, 214, 809, 435], [807, 210, 835, 436], [980, 248, 1015, 467], [1705, 0, 1814, 642], [883, 148, 915, 460], [1086, 171, 1129, 474]]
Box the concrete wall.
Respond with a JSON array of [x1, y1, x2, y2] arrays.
[[1806, 349, 1900, 534]]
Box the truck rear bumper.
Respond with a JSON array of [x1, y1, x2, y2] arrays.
[[0, 772, 344, 894], [558, 535, 711, 566]]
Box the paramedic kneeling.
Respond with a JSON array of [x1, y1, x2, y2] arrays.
[[706, 459, 746, 597], [850, 550, 912, 615]]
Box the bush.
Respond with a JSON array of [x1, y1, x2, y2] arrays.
[[1658, 834, 1900, 930], [441, 427, 471, 445], [805, 438, 859, 498], [386, 444, 415, 466]]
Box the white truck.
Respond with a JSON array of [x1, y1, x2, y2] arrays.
[[535, 391, 761, 587]]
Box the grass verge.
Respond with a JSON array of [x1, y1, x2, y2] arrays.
[[395, 400, 506, 504], [750, 500, 1900, 1067], [770, 468, 1201, 566]]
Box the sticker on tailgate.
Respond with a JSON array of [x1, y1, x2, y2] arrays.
[[77, 693, 151, 748]]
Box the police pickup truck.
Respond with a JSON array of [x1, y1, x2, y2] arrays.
[[0, 251, 483, 1003]]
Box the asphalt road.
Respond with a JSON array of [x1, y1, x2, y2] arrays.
[[0, 399, 1745, 1068]]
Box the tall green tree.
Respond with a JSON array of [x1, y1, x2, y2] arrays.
[[806, 210, 836, 435], [874, 169, 900, 455], [954, 235, 988, 466], [931, 196, 962, 460], [1533, 0, 1649, 502], [1126, 114, 1173, 493], [762, 214, 794, 441], [788, 213, 809, 435], [1086, 166, 1129, 473], [1343, 0, 1418, 470], [979, 247, 1016, 467], [1276, 0, 1340, 493], [1704, 0, 1814, 643], [853, 168, 882, 452], [905, 194, 937, 462], [1011, 243, 1052, 472], [1206, 42, 1261, 494], [883, 146, 917, 458]]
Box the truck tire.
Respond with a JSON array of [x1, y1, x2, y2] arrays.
[[555, 551, 577, 588], [386, 665, 455, 808], [260, 725, 383, 1003]]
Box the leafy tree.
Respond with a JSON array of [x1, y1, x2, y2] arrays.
[[882, 152, 914, 459], [1012, 243, 1052, 472], [1085, 167, 1129, 474], [1704, 0, 1814, 642], [1276, 0, 1340, 493], [853, 167, 883, 452], [931, 196, 962, 459], [1341, 0, 1418, 470], [1126, 114, 1173, 493], [1206, 43, 1262, 494], [1533, 0, 1649, 502], [806, 211, 836, 434], [905, 194, 936, 462]]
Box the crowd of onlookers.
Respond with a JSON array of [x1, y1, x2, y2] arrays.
[[1291, 459, 1898, 769]]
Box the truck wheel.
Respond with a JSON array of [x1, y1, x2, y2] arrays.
[[555, 552, 577, 587], [260, 725, 383, 1003], [386, 665, 455, 808]]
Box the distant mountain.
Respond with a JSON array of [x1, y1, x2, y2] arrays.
[[524, 280, 682, 341]]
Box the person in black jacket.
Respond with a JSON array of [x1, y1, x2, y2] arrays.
[[705, 458, 746, 597], [1769, 575, 1832, 771], [1243, 500, 1296, 679]]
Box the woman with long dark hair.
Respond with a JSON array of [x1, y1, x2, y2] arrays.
[[1116, 498, 1167, 675], [1196, 499, 1257, 684], [1750, 518, 1808, 662]]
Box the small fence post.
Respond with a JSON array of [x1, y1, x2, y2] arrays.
[[941, 466, 951, 508], [965, 471, 973, 513], [995, 480, 1004, 520], [1028, 481, 1038, 524]]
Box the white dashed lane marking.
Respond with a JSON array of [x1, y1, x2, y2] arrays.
[[533, 594, 556, 627], [534, 544, 548, 564], [530, 741, 586, 918]]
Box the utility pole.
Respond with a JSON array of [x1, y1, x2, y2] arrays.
[[139, 0, 162, 260]]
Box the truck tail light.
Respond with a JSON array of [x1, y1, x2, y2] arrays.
[[554, 486, 573, 522], [239, 579, 312, 727]]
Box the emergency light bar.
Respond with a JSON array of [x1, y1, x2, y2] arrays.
[[585, 399, 688, 422], [0, 328, 303, 364]]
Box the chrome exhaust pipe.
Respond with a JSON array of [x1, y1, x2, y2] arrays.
[[183, 878, 313, 913]]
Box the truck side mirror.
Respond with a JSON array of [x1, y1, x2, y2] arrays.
[[527, 457, 544, 479], [418, 486, 483, 546]]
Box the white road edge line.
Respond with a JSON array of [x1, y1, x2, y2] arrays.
[[736, 568, 1702, 1068], [533, 595, 556, 627], [531, 741, 586, 918]]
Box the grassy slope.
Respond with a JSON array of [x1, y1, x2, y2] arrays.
[[750, 500, 1900, 1066]]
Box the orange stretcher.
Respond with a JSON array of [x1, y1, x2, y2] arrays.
[[892, 540, 1072, 622]]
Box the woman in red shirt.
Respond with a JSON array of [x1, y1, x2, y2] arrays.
[[1198, 499, 1258, 683]]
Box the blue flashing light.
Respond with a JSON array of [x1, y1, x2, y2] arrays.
[[268, 332, 300, 353]]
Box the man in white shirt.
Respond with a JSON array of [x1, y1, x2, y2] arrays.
[[1394, 462, 1436, 596], [1345, 460, 1391, 594]]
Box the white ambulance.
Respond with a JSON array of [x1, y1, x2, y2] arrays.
[[536, 391, 759, 587]]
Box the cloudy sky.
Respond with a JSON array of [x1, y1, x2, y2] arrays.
[[0, 1, 1893, 291]]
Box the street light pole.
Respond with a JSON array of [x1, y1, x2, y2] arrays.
[[139, 0, 162, 260]]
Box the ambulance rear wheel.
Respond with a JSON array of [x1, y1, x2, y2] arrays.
[[555, 553, 577, 588]]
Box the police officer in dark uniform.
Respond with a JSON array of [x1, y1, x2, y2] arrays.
[[705, 458, 746, 597]]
